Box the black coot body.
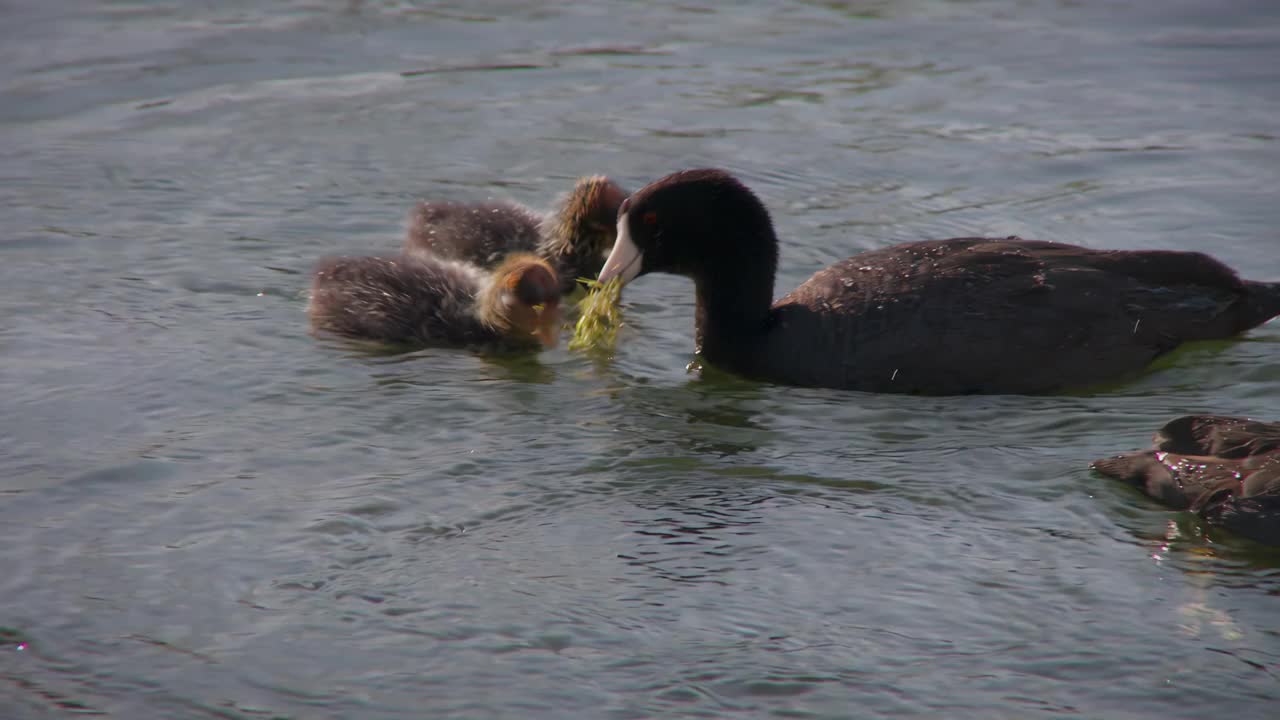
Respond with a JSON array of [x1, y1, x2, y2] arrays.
[[598, 168, 1280, 394]]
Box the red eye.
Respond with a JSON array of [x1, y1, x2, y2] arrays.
[[643, 211, 658, 226]]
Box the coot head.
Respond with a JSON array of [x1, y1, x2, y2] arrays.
[[483, 254, 563, 347], [598, 169, 777, 288]]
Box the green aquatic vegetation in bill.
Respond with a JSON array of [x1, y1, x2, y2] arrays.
[[569, 276, 623, 351]]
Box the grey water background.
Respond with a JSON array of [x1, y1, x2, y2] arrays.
[[3, 0, 1279, 717]]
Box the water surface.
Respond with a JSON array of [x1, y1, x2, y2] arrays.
[[3, 1, 1279, 718]]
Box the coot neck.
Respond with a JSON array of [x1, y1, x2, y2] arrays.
[[691, 228, 778, 361]]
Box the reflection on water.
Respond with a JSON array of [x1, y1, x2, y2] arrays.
[[3, 0, 1280, 718], [622, 484, 776, 586]]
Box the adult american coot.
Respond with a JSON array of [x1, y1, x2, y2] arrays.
[[598, 168, 1280, 394], [309, 252, 561, 350], [406, 175, 627, 295], [1092, 415, 1280, 546]]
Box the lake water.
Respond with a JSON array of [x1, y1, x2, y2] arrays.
[[3, 1, 1279, 718]]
